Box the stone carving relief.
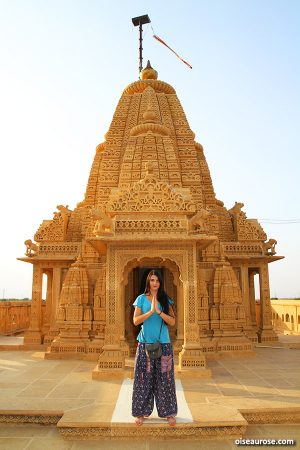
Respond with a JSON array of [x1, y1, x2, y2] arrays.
[[24, 239, 39, 257], [213, 263, 246, 329], [34, 204, 72, 242], [106, 172, 195, 213], [197, 273, 209, 325], [94, 266, 106, 322], [188, 209, 210, 233], [92, 209, 115, 236], [263, 238, 277, 255], [228, 202, 244, 215], [57, 256, 90, 323], [229, 202, 267, 241]]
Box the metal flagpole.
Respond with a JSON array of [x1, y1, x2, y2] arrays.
[[132, 14, 151, 75]]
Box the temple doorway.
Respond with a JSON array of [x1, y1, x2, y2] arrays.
[[124, 265, 179, 356]]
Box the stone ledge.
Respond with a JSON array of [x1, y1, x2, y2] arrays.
[[0, 411, 63, 425], [0, 345, 25, 351], [240, 407, 300, 424], [1, 406, 300, 440], [58, 423, 246, 440]]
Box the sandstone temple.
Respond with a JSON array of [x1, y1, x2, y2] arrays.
[[19, 62, 283, 377]]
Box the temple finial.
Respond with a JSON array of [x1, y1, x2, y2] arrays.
[[140, 60, 158, 80]]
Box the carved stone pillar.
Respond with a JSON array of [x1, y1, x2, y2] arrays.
[[171, 277, 184, 355], [52, 267, 62, 325], [42, 269, 53, 334], [248, 270, 257, 329], [94, 245, 125, 378], [24, 265, 43, 344], [240, 266, 257, 342], [43, 267, 61, 344], [178, 246, 209, 376], [257, 264, 278, 343], [197, 267, 209, 338]]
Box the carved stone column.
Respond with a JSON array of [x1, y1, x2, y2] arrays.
[[52, 267, 62, 324], [240, 265, 257, 342], [178, 246, 209, 376], [24, 265, 43, 344], [94, 245, 125, 378], [248, 270, 258, 329], [42, 269, 53, 334], [44, 266, 62, 344], [257, 264, 278, 343]]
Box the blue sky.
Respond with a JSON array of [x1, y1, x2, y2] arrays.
[[0, 0, 299, 298]]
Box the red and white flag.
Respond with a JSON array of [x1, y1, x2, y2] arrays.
[[153, 34, 192, 69]]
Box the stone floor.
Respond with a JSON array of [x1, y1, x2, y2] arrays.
[[0, 336, 299, 448]]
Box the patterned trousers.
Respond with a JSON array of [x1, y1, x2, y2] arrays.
[[132, 343, 178, 418]]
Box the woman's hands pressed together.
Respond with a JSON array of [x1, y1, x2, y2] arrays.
[[133, 293, 175, 327], [151, 294, 161, 315]]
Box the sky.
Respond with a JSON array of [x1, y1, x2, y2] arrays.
[[0, 0, 299, 299]]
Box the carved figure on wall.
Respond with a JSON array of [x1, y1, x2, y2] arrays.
[[56, 204, 72, 217], [92, 209, 114, 235], [94, 267, 106, 308], [24, 239, 39, 257], [228, 202, 244, 216], [53, 204, 72, 220], [209, 304, 220, 320], [188, 209, 210, 232], [145, 161, 154, 175], [263, 239, 277, 255]]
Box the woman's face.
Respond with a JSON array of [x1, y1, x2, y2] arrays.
[[149, 275, 160, 291]]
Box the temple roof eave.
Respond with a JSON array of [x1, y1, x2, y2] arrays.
[[88, 235, 217, 250], [17, 256, 77, 264], [227, 255, 284, 264]]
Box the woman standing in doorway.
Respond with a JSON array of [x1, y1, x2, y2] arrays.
[[131, 269, 177, 426]]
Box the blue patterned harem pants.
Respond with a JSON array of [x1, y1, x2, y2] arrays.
[[132, 343, 178, 418]]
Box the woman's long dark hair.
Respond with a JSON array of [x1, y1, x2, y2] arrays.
[[144, 269, 170, 314]]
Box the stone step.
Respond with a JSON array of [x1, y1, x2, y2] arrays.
[[56, 403, 247, 440], [2, 407, 300, 441]]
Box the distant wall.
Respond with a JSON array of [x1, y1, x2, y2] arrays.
[[0, 301, 31, 334], [271, 300, 300, 334]]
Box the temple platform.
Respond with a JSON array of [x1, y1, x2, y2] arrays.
[[0, 342, 300, 447]]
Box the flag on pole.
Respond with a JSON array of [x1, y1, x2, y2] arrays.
[[153, 34, 192, 69]]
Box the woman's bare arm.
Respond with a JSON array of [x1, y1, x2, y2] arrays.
[[133, 304, 155, 326], [160, 305, 176, 327]]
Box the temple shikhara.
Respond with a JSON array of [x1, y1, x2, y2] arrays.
[[19, 62, 283, 377]]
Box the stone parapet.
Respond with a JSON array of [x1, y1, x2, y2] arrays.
[[0, 301, 32, 335]]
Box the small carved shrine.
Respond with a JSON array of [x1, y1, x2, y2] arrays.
[[19, 62, 283, 376]]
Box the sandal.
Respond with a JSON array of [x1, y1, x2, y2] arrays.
[[135, 416, 144, 426], [167, 416, 176, 426]]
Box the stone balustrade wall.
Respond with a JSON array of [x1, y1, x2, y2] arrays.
[[271, 300, 300, 334], [0, 302, 32, 335]]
